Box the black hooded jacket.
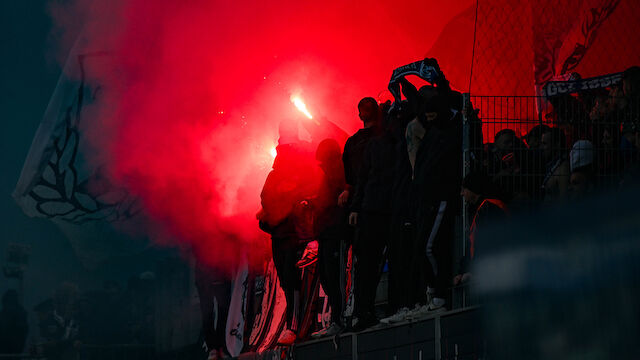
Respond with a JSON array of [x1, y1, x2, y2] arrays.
[[351, 131, 396, 214], [412, 110, 462, 205], [390, 117, 415, 222], [342, 127, 380, 191]]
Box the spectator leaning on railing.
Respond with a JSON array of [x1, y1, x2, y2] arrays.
[[455, 172, 508, 286]]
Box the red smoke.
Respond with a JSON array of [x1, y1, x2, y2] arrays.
[[49, 0, 471, 273]]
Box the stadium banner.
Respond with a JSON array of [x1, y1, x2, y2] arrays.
[[542, 72, 623, 98]]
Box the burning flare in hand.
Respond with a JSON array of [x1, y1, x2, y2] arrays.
[[290, 95, 313, 120]]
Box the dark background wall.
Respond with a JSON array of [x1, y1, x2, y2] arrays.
[[0, 2, 169, 346]]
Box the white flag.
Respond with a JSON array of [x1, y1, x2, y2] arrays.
[[13, 38, 148, 268]]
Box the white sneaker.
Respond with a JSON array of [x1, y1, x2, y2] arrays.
[[405, 304, 427, 317], [325, 322, 344, 336], [407, 299, 447, 319], [426, 287, 436, 304], [405, 304, 430, 320], [380, 307, 410, 324], [426, 298, 446, 313], [311, 322, 343, 338]]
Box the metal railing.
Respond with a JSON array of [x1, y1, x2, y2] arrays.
[[457, 92, 639, 309]]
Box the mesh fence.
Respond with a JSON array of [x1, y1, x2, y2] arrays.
[[454, 82, 640, 309], [466, 94, 638, 202], [466, 0, 640, 124], [470, 0, 534, 97]]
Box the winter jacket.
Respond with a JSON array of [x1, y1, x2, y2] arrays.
[[412, 111, 463, 205], [390, 134, 414, 222], [259, 143, 319, 239], [314, 161, 348, 233], [351, 133, 396, 214], [342, 127, 380, 189], [458, 198, 509, 274]]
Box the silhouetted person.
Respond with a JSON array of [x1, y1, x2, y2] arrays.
[[541, 127, 570, 203], [337, 97, 381, 330], [0, 290, 28, 354], [339, 97, 381, 208], [258, 121, 319, 345], [525, 125, 551, 150], [33, 299, 62, 352], [194, 260, 231, 358], [489, 129, 532, 202], [568, 140, 596, 200], [409, 89, 461, 314], [456, 172, 508, 285], [522, 125, 551, 201], [385, 83, 421, 322], [349, 104, 396, 331], [313, 139, 348, 336]]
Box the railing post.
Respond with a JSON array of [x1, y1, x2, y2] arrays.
[[461, 93, 471, 256], [461, 93, 472, 308]]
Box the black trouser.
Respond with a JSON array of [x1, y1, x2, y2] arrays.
[[412, 201, 455, 302], [353, 212, 390, 319], [318, 224, 348, 324], [272, 236, 306, 331], [195, 268, 231, 351], [388, 217, 415, 312]]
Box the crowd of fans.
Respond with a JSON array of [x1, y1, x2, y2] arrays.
[[475, 67, 640, 209], [257, 60, 640, 346], [4, 60, 638, 358]]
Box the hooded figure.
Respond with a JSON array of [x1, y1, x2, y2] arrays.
[[258, 122, 319, 345], [409, 87, 462, 314]]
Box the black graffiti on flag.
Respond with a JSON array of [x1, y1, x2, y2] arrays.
[[229, 276, 249, 341]]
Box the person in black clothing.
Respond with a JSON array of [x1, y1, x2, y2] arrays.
[[409, 88, 462, 314], [490, 129, 533, 203], [194, 260, 231, 358], [33, 299, 63, 357], [541, 127, 570, 203], [383, 79, 423, 323], [257, 122, 319, 345], [339, 97, 381, 208], [313, 139, 348, 336], [335, 97, 380, 331], [349, 104, 397, 331], [0, 289, 28, 354], [525, 125, 551, 150]]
